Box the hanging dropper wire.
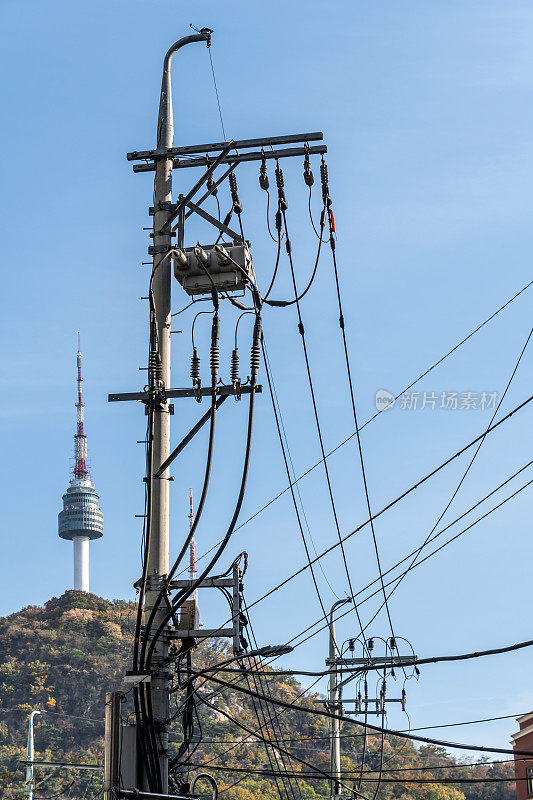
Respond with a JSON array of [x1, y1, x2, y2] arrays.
[[192, 23, 227, 141]]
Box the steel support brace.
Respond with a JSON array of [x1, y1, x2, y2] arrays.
[[154, 394, 228, 478]]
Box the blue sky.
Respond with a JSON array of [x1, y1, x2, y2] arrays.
[[1, 0, 533, 755]]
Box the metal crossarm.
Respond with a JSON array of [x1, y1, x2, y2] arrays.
[[127, 131, 324, 161], [132, 144, 327, 173], [108, 384, 262, 403]]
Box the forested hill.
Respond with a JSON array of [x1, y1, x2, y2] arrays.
[[0, 592, 515, 800]]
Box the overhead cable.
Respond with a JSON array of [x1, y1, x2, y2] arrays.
[[201, 673, 533, 757]]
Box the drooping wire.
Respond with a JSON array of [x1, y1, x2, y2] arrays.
[[207, 46, 227, 141], [265, 189, 278, 242], [277, 176, 364, 636], [263, 161, 326, 308], [262, 337, 339, 604], [235, 394, 533, 619], [144, 317, 261, 673], [277, 470, 533, 656], [357, 322, 533, 637], [201, 672, 533, 758], [192, 310, 212, 349], [226, 277, 533, 534], [238, 659, 293, 800], [322, 159, 398, 644], [242, 611, 304, 800]]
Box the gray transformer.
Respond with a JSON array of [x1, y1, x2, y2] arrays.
[[173, 242, 253, 296]]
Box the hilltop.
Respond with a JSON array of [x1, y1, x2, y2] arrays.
[[0, 593, 515, 800]]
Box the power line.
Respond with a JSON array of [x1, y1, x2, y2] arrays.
[[228, 279, 533, 537], [197, 630, 533, 678], [245, 396, 533, 615], [356, 323, 533, 638], [207, 45, 226, 142], [282, 472, 533, 655], [157, 462, 533, 698], [177, 281, 533, 580], [202, 673, 533, 757], [195, 691, 343, 788], [169, 711, 530, 743], [280, 200, 360, 620], [325, 162, 396, 642], [179, 763, 520, 783], [261, 337, 336, 627]]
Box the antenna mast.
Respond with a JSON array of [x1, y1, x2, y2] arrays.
[[188, 488, 197, 599], [74, 333, 88, 480]]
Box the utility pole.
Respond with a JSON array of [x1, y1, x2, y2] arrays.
[[25, 710, 40, 800], [145, 31, 212, 795], [109, 26, 326, 800], [323, 621, 416, 799], [328, 601, 350, 800]]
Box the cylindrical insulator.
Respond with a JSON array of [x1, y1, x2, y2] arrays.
[[304, 155, 314, 186], [231, 348, 239, 384], [259, 162, 269, 190], [228, 172, 243, 214], [210, 314, 220, 380], [149, 350, 162, 386], [320, 161, 328, 186], [276, 165, 288, 210], [190, 348, 200, 382], [250, 317, 262, 380], [210, 345, 219, 379], [250, 342, 260, 379]]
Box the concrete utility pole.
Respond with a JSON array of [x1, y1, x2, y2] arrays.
[[328, 600, 350, 800], [25, 710, 40, 800], [146, 30, 212, 794], [110, 30, 326, 796]]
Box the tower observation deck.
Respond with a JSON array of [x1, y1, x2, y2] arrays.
[[58, 337, 103, 592]]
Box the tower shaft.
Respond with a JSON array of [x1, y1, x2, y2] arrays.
[[73, 536, 90, 591]]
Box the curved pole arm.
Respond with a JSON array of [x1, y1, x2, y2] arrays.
[[157, 29, 212, 149], [329, 598, 352, 661]]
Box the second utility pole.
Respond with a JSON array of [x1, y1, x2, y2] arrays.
[[146, 30, 212, 794], [328, 600, 350, 800]]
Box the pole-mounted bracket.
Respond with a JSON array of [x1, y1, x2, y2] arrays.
[[149, 201, 178, 216], [150, 230, 176, 239], [148, 244, 175, 255]]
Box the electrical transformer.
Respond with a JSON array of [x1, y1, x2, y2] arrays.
[[173, 242, 253, 296]]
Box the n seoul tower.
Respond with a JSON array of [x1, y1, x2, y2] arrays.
[[58, 336, 103, 592]]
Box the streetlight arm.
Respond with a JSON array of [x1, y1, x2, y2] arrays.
[[158, 30, 212, 150]]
